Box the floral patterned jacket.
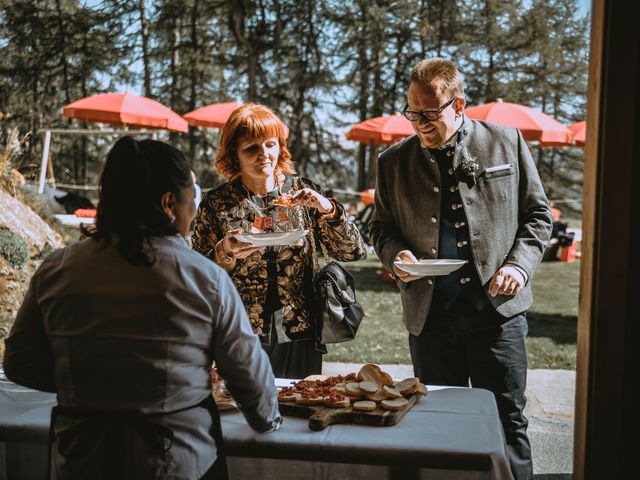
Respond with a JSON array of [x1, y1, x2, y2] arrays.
[[192, 175, 367, 341]]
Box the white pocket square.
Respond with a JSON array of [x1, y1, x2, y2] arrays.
[[484, 164, 512, 174]]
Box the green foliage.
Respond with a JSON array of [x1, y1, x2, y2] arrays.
[[0, 0, 589, 207], [0, 228, 30, 269]]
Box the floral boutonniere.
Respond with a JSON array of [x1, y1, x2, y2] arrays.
[[458, 146, 479, 186], [460, 147, 479, 178]]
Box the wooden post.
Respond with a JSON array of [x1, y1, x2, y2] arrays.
[[37, 130, 51, 194]]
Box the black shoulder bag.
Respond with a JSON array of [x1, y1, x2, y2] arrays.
[[304, 207, 365, 344]]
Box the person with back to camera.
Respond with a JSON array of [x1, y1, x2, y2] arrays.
[[3, 136, 282, 480], [368, 58, 553, 480], [192, 103, 366, 379]]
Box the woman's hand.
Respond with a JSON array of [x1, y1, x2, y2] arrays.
[[220, 228, 263, 260], [291, 188, 334, 215]]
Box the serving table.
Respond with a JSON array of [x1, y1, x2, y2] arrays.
[[0, 368, 513, 480]]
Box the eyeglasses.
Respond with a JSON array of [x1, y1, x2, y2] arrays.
[[402, 97, 457, 122]]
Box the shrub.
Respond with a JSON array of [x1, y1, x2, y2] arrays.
[[0, 227, 30, 268]]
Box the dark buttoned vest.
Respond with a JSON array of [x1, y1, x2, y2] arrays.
[[430, 145, 489, 311]]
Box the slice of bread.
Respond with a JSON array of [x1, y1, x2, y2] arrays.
[[333, 383, 349, 396], [379, 370, 394, 387], [324, 396, 351, 408], [345, 382, 363, 397], [296, 396, 325, 405], [365, 388, 388, 402], [381, 398, 410, 411], [304, 374, 329, 382], [382, 385, 403, 399], [359, 381, 379, 393], [278, 392, 301, 402], [415, 382, 428, 396], [352, 400, 377, 411], [395, 377, 420, 395], [357, 364, 383, 384]]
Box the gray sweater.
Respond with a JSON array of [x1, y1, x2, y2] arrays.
[[370, 119, 553, 335]]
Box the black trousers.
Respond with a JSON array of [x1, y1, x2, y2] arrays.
[[409, 296, 533, 480]]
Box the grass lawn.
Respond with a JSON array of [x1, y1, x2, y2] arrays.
[[324, 255, 579, 370]]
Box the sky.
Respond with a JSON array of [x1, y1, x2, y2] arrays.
[[578, 0, 591, 15]]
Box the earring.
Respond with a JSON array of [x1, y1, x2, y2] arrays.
[[169, 214, 176, 223]]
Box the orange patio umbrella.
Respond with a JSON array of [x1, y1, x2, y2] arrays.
[[464, 100, 573, 145], [360, 188, 375, 206], [63, 92, 188, 133], [568, 121, 586, 146], [183, 101, 290, 137], [183, 101, 242, 129], [346, 114, 414, 145]]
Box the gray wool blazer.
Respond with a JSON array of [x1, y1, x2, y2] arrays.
[[369, 118, 553, 336]]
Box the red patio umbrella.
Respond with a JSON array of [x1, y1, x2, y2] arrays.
[[63, 93, 188, 133], [183, 101, 290, 137], [183, 101, 242, 129], [346, 114, 414, 145], [568, 121, 586, 146], [464, 100, 573, 145], [360, 189, 375, 206]]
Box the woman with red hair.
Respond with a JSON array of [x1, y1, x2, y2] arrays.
[[193, 103, 366, 378]]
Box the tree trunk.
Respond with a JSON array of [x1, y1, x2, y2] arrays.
[[54, 0, 71, 104], [170, 17, 180, 108], [188, 0, 200, 166], [355, 5, 370, 191], [231, 4, 258, 101], [138, 0, 152, 98]]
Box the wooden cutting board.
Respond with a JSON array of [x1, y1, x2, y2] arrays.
[[278, 393, 420, 431]]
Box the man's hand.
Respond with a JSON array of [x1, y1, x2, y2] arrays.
[[488, 265, 526, 297], [392, 250, 424, 283]]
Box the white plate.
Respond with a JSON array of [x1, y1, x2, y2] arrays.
[[393, 259, 467, 277], [234, 229, 308, 247]]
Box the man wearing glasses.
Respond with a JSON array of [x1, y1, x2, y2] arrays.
[[369, 58, 552, 480]]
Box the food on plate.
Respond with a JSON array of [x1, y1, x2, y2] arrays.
[[253, 216, 273, 230], [272, 194, 293, 207], [352, 400, 377, 411], [381, 398, 410, 411]]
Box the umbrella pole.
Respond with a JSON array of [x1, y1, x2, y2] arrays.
[[357, 143, 367, 191], [537, 143, 543, 167], [37, 130, 52, 194]]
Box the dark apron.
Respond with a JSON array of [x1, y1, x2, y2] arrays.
[[47, 395, 227, 480]]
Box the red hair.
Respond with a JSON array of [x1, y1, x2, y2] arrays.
[[215, 103, 295, 180]]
